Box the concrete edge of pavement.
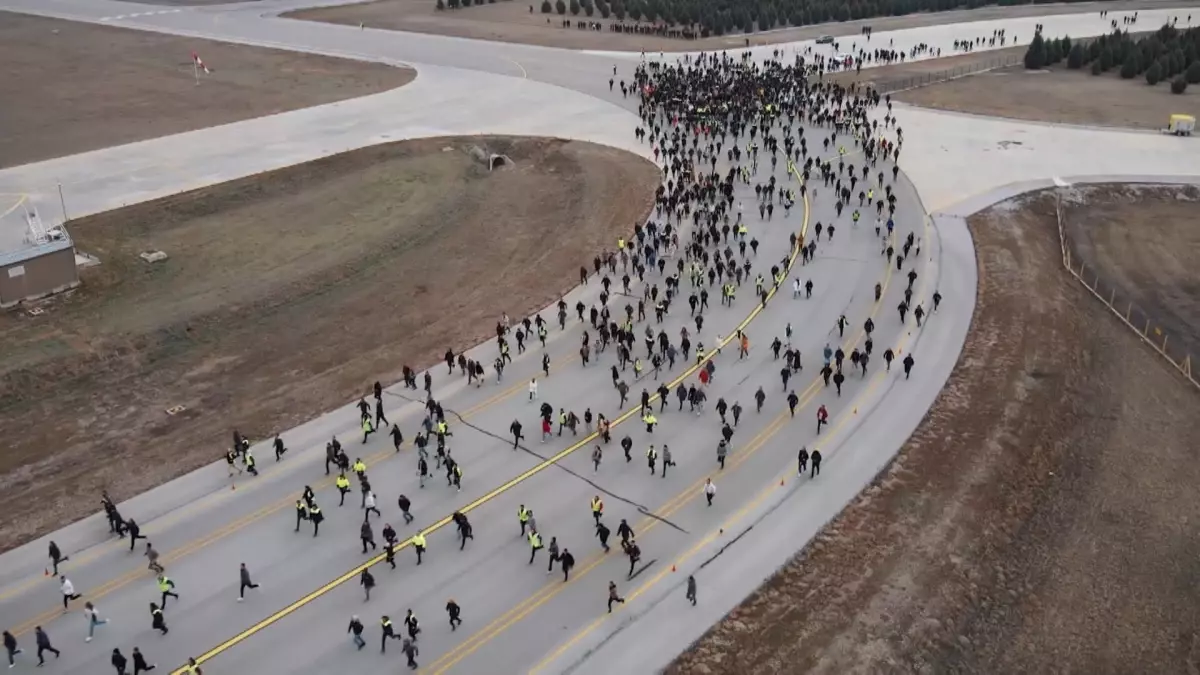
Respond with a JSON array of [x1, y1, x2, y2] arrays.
[[0, 141, 665, 590], [530, 169, 1200, 675]]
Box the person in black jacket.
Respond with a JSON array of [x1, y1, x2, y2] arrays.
[[347, 616, 365, 650], [112, 648, 128, 675], [4, 630, 23, 667], [560, 548, 576, 581], [131, 647, 157, 673], [35, 626, 60, 664]]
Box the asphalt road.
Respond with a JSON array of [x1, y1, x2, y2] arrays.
[[0, 0, 1100, 671], [0, 133, 958, 675]]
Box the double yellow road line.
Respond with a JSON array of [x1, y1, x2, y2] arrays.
[[446, 189, 921, 672], [5, 364, 543, 637], [525, 214, 932, 674], [169, 161, 817, 674]]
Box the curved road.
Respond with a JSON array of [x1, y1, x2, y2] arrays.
[[0, 2, 1196, 674]]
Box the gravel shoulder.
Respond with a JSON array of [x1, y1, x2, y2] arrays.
[[667, 186, 1200, 674], [0, 10, 414, 169], [0, 136, 660, 553]]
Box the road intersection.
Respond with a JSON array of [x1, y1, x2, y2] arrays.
[[1, 1, 1198, 673]]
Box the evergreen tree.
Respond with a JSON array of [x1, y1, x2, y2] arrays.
[[1187, 60, 1200, 84], [1024, 33, 1046, 69], [1119, 51, 1139, 79], [1067, 43, 1085, 68], [1146, 60, 1164, 85]]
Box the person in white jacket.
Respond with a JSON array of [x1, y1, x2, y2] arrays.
[[363, 491, 381, 520], [60, 576, 82, 611], [528, 378, 538, 401], [704, 478, 716, 507]]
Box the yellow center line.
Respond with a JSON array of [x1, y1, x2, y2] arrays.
[[433, 172, 914, 675], [528, 213, 934, 675], [428, 411, 791, 675], [4, 355, 556, 635], [166, 160, 817, 674]]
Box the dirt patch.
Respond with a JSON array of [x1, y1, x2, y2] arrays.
[[0, 11, 414, 169], [826, 44, 1025, 90], [668, 187, 1200, 674], [0, 136, 659, 552], [1061, 183, 1200, 363], [895, 60, 1200, 129], [287, 0, 1181, 53]]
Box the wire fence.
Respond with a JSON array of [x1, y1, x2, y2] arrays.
[[1053, 190, 1199, 390], [873, 53, 1023, 94]]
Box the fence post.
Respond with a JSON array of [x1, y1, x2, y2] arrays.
[[1144, 318, 1151, 336], [1126, 302, 1132, 321], [1185, 355, 1192, 378], [1163, 333, 1169, 352], [1109, 287, 1116, 306]]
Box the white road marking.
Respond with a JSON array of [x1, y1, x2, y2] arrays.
[[100, 9, 182, 21]]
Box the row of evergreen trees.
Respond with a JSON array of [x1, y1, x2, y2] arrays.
[[439, 0, 1103, 38], [1025, 24, 1200, 93]]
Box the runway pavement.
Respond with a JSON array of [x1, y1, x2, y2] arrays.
[[2, 0, 1197, 672]]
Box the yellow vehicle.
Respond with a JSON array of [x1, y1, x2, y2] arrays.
[[1166, 114, 1194, 136]]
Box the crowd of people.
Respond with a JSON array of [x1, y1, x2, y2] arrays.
[[9, 42, 941, 675]]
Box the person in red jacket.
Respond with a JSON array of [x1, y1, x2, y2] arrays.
[[816, 404, 829, 434]]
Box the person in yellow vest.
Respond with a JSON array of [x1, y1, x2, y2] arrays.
[[591, 496, 604, 524], [411, 531, 426, 565], [156, 574, 179, 609], [696, 345, 706, 364], [518, 505, 531, 536], [643, 412, 657, 433], [528, 530, 543, 565], [617, 237, 625, 251], [353, 458, 367, 478], [336, 473, 351, 506], [361, 416, 375, 444]]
